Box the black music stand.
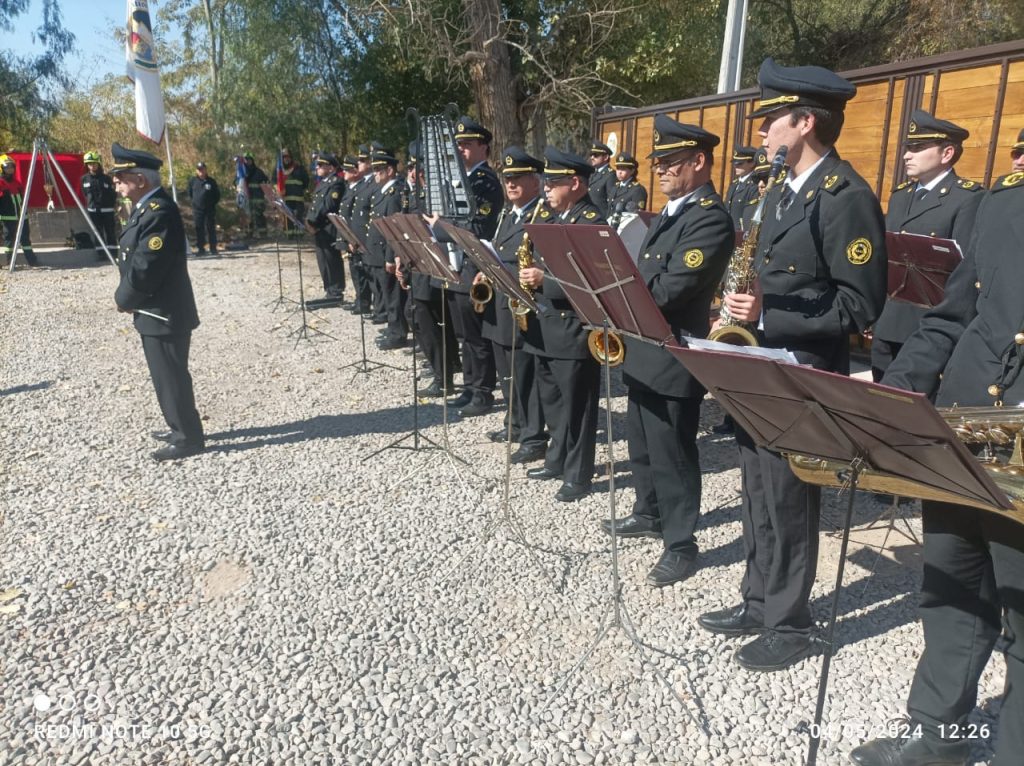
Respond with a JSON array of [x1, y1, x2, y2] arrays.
[[664, 343, 1014, 766], [884, 231, 963, 309], [523, 222, 708, 732], [266, 235, 299, 312]]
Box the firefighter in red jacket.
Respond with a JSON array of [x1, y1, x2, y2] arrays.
[[0, 154, 38, 267]]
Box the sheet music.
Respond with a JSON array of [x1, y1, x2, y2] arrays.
[[681, 336, 800, 364]]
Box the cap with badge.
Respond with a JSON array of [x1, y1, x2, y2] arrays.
[[454, 116, 492, 144], [589, 141, 612, 157], [748, 58, 857, 119], [752, 149, 772, 178], [356, 144, 372, 161], [196, 161, 206, 169], [110, 142, 163, 173], [342, 154, 358, 171], [370, 149, 398, 168], [648, 114, 720, 159], [732, 146, 758, 164], [501, 146, 544, 176], [904, 110, 969, 146], [543, 147, 593, 179], [614, 152, 638, 169], [1012, 128, 1024, 153], [316, 152, 340, 168]]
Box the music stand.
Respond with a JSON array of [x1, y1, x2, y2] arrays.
[[884, 231, 963, 309], [664, 343, 1015, 766], [523, 222, 708, 733]]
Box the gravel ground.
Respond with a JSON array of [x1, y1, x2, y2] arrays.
[[0, 245, 1007, 765]]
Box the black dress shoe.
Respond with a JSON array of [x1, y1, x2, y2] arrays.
[[448, 390, 473, 408], [734, 630, 814, 671], [151, 443, 205, 462], [555, 482, 591, 502], [698, 603, 764, 636], [150, 430, 173, 443], [510, 445, 546, 464], [646, 550, 697, 587], [459, 397, 494, 417], [488, 428, 519, 443], [420, 381, 452, 398], [849, 733, 970, 766], [601, 514, 662, 539], [377, 337, 408, 351], [371, 316, 387, 325], [527, 466, 562, 480]]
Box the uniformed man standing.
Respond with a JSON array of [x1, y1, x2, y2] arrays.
[[80, 150, 118, 261], [601, 116, 734, 586], [697, 59, 886, 670], [305, 153, 347, 301], [341, 152, 373, 315], [587, 141, 615, 216], [479, 147, 552, 461], [606, 151, 648, 228], [365, 149, 410, 350], [109, 143, 204, 461], [519, 147, 605, 502], [850, 159, 1024, 766], [242, 153, 269, 238], [187, 162, 220, 257], [439, 116, 503, 416], [280, 148, 310, 234], [0, 154, 37, 267], [351, 145, 384, 322], [870, 111, 983, 381], [724, 146, 759, 228]]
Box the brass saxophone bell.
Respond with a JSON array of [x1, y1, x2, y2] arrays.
[[470, 279, 493, 313], [588, 329, 625, 366]]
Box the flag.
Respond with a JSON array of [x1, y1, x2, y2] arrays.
[[125, 0, 166, 144], [276, 149, 286, 195], [235, 155, 250, 212]]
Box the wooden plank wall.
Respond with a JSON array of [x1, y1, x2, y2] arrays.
[[597, 41, 1024, 213]]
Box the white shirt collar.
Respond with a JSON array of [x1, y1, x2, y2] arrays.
[[136, 187, 161, 208], [467, 160, 487, 175], [663, 188, 698, 217], [512, 196, 540, 218], [785, 150, 832, 195], [380, 178, 397, 194], [918, 169, 952, 193]]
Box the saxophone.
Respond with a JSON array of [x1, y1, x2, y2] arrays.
[[510, 204, 543, 332], [708, 145, 788, 347]]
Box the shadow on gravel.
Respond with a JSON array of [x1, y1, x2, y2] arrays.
[[695, 535, 745, 570], [0, 380, 54, 396], [204, 404, 433, 451], [832, 592, 917, 650]]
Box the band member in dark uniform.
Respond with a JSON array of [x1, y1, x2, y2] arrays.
[[110, 143, 204, 461], [479, 147, 552, 461], [305, 153, 347, 301], [850, 156, 1024, 766], [601, 116, 734, 586], [366, 149, 410, 350], [870, 110, 984, 381], [697, 59, 887, 670], [339, 154, 370, 314], [350, 145, 381, 319], [519, 147, 604, 502], [724, 145, 759, 228], [438, 116, 503, 416], [587, 140, 615, 216], [81, 150, 119, 260], [736, 149, 772, 232], [606, 151, 648, 227]]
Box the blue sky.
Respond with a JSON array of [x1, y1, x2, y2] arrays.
[[7, 0, 176, 87]]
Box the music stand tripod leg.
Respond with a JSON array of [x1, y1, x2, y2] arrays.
[[341, 303, 405, 380], [287, 237, 338, 346]]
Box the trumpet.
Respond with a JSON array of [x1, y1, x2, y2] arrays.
[[470, 277, 493, 313], [588, 328, 625, 366]]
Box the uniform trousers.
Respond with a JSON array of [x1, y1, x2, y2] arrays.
[[737, 426, 821, 635], [492, 341, 522, 435], [140, 333, 204, 448], [905, 502, 1024, 764], [627, 390, 702, 554], [383, 269, 408, 341], [535, 355, 599, 485], [313, 229, 345, 296], [367, 264, 386, 320], [349, 254, 372, 312], [413, 291, 457, 384], [446, 291, 495, 397], [89, 210, 118, 255]]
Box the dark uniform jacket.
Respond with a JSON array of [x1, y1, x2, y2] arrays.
[[447, 162, 503, 294], [407, 187, 436, 300], [81, 171, 117, 212], [884, 175, 1024, 407], [114, 187, 199, 337], [282, 165, 310, 207], [607, 179, 648, 226], [306, 174, 345, 231], [873, 171, 984, 344], [349, 175, 377, 248], [523, 197, 606, 360], [725, 175, 760, 229], [621, 183, 734, 398], [187, 175, 220, 211], [245, 165, 269, 200], [754, 151, 887, 373], [480, 197, 555, 347], [364, 178, 409, 268], [588, 164, 614, 216]]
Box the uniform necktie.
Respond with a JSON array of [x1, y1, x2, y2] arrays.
[[910, 186, 928, 214], [776, 185, 795, 221]]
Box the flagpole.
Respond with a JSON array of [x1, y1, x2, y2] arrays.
[[164, 124, 177, 203]]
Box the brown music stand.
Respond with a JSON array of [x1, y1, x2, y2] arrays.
[[664, 343, 1013, 766], [524, 222, 709, 734], [884, 231, 963, 308]]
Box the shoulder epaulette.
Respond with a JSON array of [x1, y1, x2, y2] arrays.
[[895, 180, 912, 192], [993, 172, 1024, 191], [956, 178, 983, 191], [821, 172, 847, 194]]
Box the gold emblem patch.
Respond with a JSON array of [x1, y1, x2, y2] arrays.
[[504, 155, 513, 166], [457, 122, 466, 132], [908, 120, 918, 134], [331, 191, 339, 199], [700, 198, 714, 207], [584, 210, 598, 220], [960, 179, 975, 188], [149, 201, 160, 210], [824, 175, 838, 190], [846, 238, 872, 265], [684, 249, 704, 268], [539, 209, 551, 218], [148, 236, 163, 251], [653, 130, 661, 143], [1002, 172, 1024, 187], [480, 203, 492, 216]]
